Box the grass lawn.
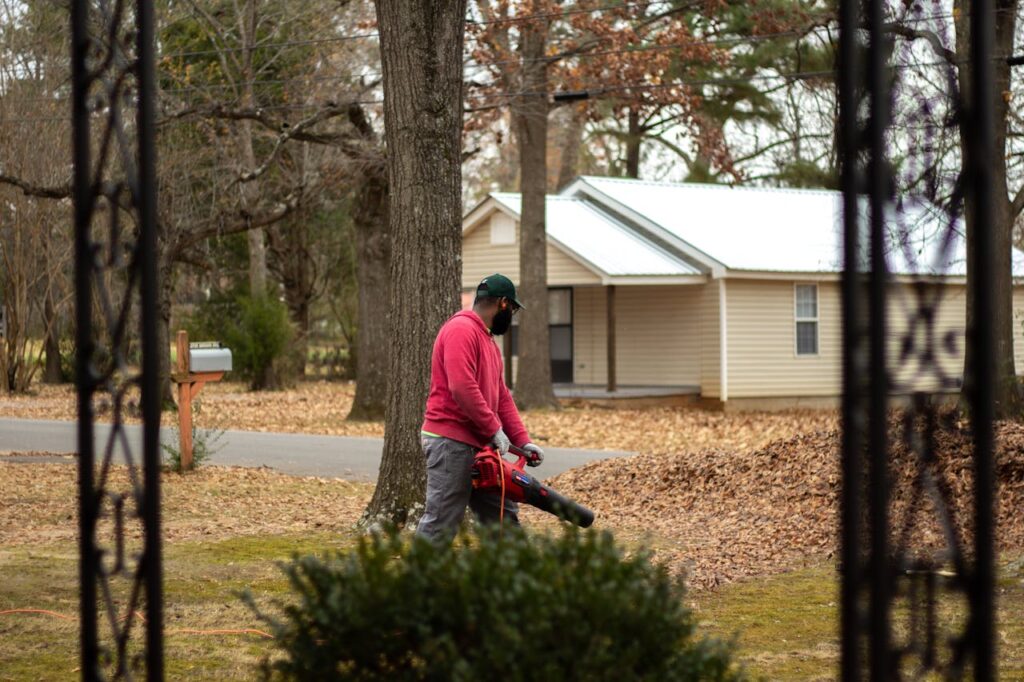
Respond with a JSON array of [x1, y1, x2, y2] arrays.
[[3, 529, 1022, 680], [0, 532, 352, 680], [693, 559, 1024, 680]]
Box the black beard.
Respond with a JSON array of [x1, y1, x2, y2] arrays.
[[491, 308, 513, 335]]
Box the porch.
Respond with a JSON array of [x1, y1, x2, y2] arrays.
[[553, 384, 701, 400]]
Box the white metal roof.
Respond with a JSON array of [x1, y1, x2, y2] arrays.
[[571, 176, 1024, 277], [488, 193, 700, 277]]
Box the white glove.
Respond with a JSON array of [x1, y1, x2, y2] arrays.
[[523, 442, 544, 467], [491, 428, 511, 456]]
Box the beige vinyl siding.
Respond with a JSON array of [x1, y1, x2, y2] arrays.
[[572, 286, 608, 384], [461, 215, 601, 289], [721, 278, 1022, 399], [699, 282, 721, 399], [615, 285, 701, 386], [725, 279, 842, 398]]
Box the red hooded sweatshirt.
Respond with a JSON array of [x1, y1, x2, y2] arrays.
[[421, 309, 530, 449]]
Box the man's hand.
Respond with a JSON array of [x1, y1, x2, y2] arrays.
[[522, 443, 544, 467], [491, 428, 511, 456]]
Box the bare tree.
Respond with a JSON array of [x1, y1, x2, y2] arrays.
[[955, 0, 1023, 416], [363, 0, 467, 526]]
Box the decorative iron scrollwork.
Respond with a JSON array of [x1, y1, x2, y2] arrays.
[[839, 0, 996, 679], [72, 0, 163, 679]]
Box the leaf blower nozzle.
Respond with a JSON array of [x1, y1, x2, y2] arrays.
[[471, 446, 595, 528]]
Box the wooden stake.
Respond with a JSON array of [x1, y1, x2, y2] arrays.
[[176, 330, 193, 470]]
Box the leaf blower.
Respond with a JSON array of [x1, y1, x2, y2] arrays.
[[471, 444, 595, 528]]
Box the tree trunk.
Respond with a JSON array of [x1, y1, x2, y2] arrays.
[[363, 0, 467, 528], [42, 295, 63, 383], [348, 166, 391, 420], [512, 18, 559, 410], [157, 248, 176, 407], [957, 0, 1022, 418], [625, 107, 641, 179], [239, 0, 267, 298], [555, 102, 586, 190]]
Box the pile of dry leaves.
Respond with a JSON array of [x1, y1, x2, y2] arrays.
[[547, 415, 1024, 588]]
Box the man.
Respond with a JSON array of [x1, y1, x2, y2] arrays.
[[416, 273, 545, 541]]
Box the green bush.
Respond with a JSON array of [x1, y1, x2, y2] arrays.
[[250, 528, 744, 681], [187, 293, 293, 389]]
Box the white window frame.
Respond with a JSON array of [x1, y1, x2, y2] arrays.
[[794, 283, 819, 357]]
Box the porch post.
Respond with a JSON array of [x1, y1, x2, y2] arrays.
[[503, 331, 513, 388], [606, 285, 616, 392]]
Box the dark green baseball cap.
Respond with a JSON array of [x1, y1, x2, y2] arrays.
[[476, 273, 525, 309]]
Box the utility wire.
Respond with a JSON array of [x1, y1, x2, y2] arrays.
[[7, 12, 979, 106], [153, 0, 673, 61], [0, 59, 969, 125]]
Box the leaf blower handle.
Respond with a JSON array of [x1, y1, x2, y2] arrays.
[[507, 443, 529, 469]]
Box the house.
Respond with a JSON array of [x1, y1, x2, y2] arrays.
[[460, 176, 1024, 410]]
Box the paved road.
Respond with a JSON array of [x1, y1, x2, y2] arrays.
[[0, 418, 633, 482]]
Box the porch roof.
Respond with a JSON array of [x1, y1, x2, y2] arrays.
[[488, 193, 701, 278]]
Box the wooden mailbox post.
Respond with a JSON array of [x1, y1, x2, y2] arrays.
[[174, 330, 230, 470]]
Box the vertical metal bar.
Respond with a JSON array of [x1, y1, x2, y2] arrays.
[[606, 285, 616, 393], [968, 0, 996, 676], [70, 1, 98, 678], [837, 0, 863, 677], [865, 0, 890, 676], [136, 0, 164, 676]]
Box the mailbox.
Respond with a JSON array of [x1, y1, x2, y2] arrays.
[[188, 343, 232, 373]]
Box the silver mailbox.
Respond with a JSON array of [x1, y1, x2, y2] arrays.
[[189, 344, 232, 372]]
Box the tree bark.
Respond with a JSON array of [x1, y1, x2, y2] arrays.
[[625, 107, 642, 179], [363, 0, 467, 527], [555, 102, 586, 190], [239, 0, 268, 298], [348, 166, 391, 420], [512, 17, 559, 410], [157, 246, 177, 407], [42, 295, 63, 383], [957, 0, 1022, 418]]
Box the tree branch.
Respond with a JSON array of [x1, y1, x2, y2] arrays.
[[1012, 184, 1024, 220], [884, 22, 957, 64], [0, 173, 72, 199], [182, 190, 302, 248], [237, 105, 352, 182]]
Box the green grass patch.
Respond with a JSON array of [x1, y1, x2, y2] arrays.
[[3, 536, 1021, 681], [0, 532, 356, 680], [693, 558, 1024, 680]]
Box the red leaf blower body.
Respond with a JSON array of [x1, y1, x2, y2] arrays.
[[471, 444, 595, 528]]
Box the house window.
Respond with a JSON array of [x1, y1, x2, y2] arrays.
[[490, 213, 516, 245], [795, 284, 819, 356]]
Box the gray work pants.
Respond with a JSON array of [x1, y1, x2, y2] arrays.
[[415, 435, 519, 542]]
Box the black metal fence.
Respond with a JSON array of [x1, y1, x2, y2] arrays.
[[838, 0, 996, 678], [72, 0, 163, 678], [66, 0, 1000, 678]]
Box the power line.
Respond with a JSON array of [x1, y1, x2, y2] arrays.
[[3, 15, 964, 106], [153, 0, 672, 61], [0, 59, 968, 125], [466, 0, 670, 25]]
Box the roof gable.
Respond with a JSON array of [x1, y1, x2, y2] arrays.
[[461, 193, 701, 278]]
